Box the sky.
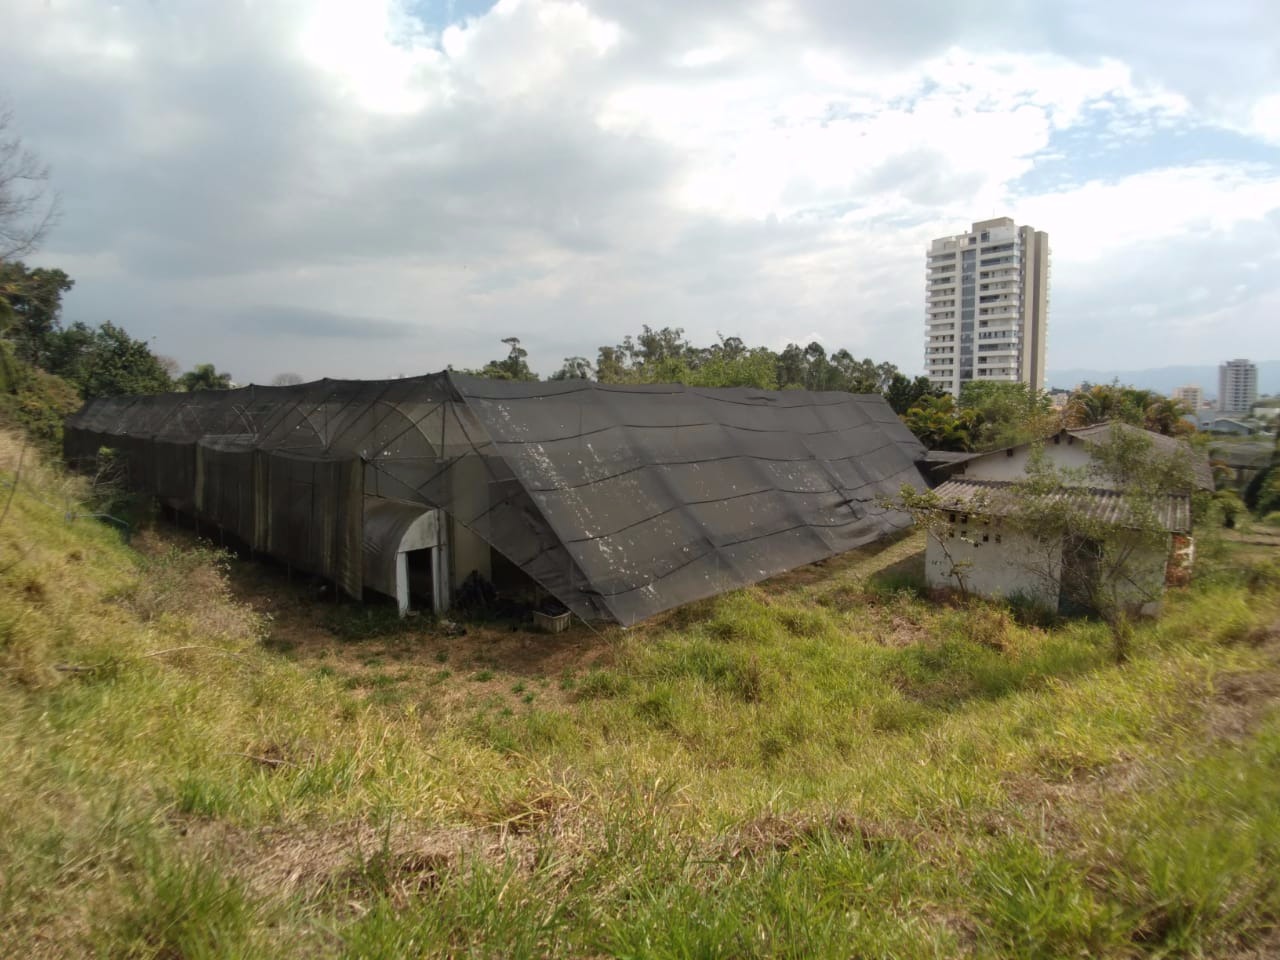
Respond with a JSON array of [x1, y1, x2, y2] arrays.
[[2, 0, 1278, 386]]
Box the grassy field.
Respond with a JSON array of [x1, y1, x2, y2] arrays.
[[2, 429, 1280, 958]]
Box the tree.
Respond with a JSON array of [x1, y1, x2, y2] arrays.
[[271, 372, 303, 386], [1214, 489, 1245, 528], [1062, 384, 1131, 428], [548, 357, 593, 381], [48, 321, 173, 399], [0, 261, 73, 366], [959, 381, 1057, 449], [177, 363, 233, 392], [585, 327, 911, 398], [901, 394, 982, 451], [1009, 429, 1195, 659], [1141, 396, 1194, 437], [682, 344, 776, 389], [459, 337, 539, 381], [775, 343, 805, 390], [884, 373, 940, 415], [0, 108, 59, 265], [1061, 383, 1192, 437], [595, 345, 627, 384]]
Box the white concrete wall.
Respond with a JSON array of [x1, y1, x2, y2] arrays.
[[959, 437, 1097, 484], [926, 518, 1172, 616], [925, 519, 1061, 608]]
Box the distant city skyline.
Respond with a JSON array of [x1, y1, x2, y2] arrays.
[[2, 1, 1278, 384]]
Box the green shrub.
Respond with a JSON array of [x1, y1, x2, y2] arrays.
[[0, 343, 81, 450]]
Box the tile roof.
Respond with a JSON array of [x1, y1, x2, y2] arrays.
[[932, 478, 1191, 534]]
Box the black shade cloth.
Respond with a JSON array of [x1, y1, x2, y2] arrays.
[[65, 373, 926, 625]]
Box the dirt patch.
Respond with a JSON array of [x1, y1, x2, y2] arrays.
[[1240, 621, 1280, 649], [721, 811, 911, 860], [133, 520, 623, 713], [1207, 618, 1280, 742], [1209, 669, 1280, 741], [174, 816, 487, 908], [883, 613, 930, 647]]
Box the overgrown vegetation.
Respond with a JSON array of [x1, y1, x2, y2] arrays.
[[2, 429, 1279, 957]]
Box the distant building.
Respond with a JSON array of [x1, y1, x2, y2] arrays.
[[1218, 359, 1257, 414], [1206, 418, 1255, 436], [925, 217, 1051, 397], [1171, 384, 1203, 413]]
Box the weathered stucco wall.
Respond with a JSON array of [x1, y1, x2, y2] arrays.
[[925, 515, 1172, 616], [925, 517, 1061, 607], [958, 436, 1095, 484]]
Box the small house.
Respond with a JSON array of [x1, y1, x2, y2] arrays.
[[924, 423, 1212, 616]]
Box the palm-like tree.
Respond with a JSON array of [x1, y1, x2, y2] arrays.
[[1142, 397, 1193, 436], [1062, 386, 1122, 427]]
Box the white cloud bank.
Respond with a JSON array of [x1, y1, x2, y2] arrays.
[[2, 0, 1278, 383]]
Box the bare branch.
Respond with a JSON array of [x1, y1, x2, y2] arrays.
[[0, 106, 61, 263]]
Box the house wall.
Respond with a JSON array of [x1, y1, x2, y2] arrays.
[[924, 516, 1061, 608], [925, 517, 1172, 617], [958, 435, 1096, 484]]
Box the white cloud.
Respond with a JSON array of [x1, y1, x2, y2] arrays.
[[1013, 165, 1280, 262], [1, 0, 1277, 385], [441, 0, 620, 98], [600, 49, 1189, 223], [1251, 93, 1280, 146], [299, 0, 447, 114]]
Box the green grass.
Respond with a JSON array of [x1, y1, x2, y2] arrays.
[[2, 431, 1280, 957]]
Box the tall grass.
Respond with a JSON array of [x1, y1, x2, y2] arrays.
[[1, 429, 1278, 956]]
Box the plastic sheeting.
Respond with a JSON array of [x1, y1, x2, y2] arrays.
[[65, 372, 926, 625]]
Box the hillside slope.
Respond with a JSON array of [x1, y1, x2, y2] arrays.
[[2, 429, 1280, 958]]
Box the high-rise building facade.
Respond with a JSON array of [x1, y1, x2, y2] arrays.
[[1218, 359, 1257, 414], [1171, 384, 1203, 413], [925, 217, 1050, 397]]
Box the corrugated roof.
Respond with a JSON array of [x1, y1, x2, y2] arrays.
[[932, 478, 1191, 534]]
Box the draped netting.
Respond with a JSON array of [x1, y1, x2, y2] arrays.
[[65, 373, 926, 626]]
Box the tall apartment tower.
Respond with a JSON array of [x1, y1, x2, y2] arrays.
[[1217, 359, 1257, 414], [925, 217, 1050, 397], [1171, 384, 1203, 413]]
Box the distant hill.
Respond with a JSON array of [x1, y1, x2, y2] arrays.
[[1046, 361, 1280, 398]]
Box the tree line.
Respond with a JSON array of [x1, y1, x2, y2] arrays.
[[465, 333, 1201, 452], [459, 330, 940, 413]]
